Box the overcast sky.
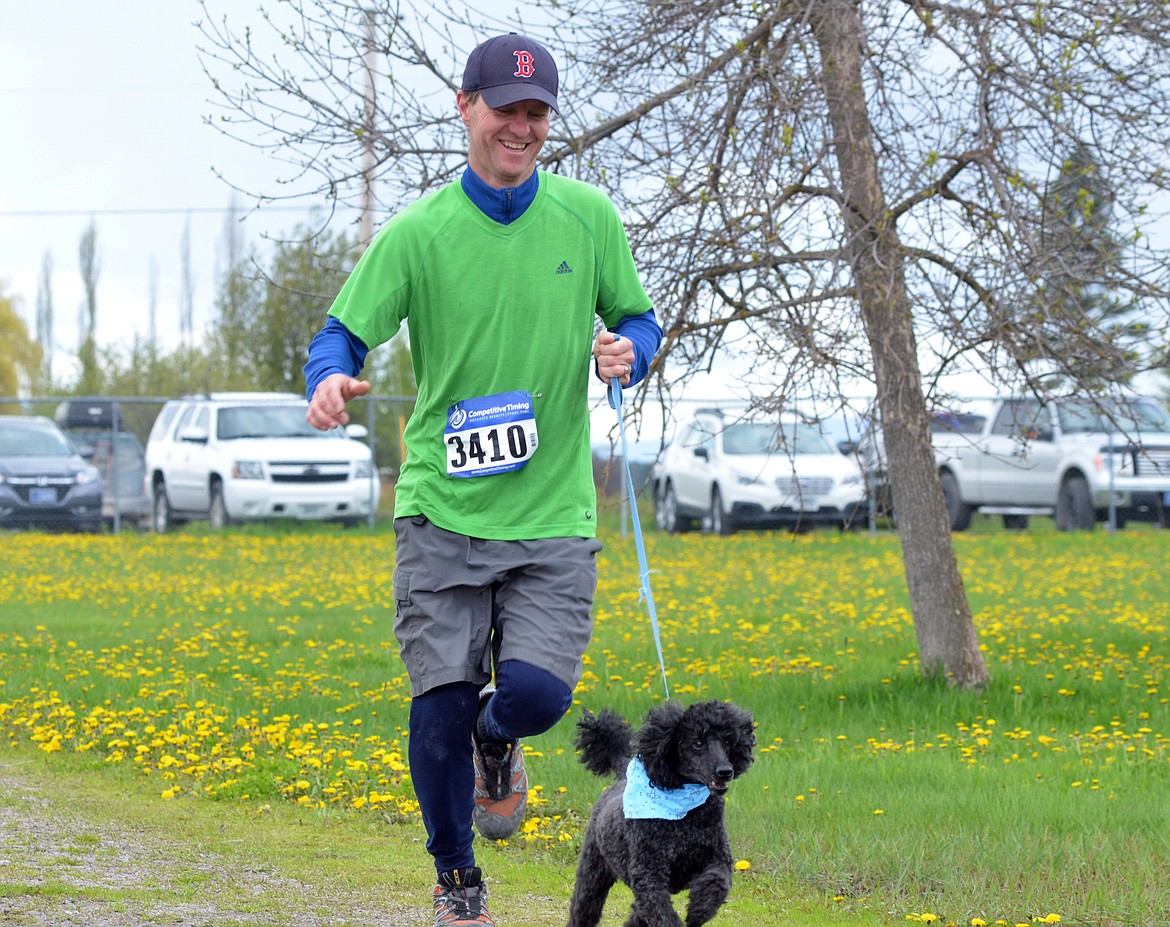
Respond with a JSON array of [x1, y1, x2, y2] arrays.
[[0, 0, 744, 436], [11, 2, 1157, 438], [0, 1, 332, 379]]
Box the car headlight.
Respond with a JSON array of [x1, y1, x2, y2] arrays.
[[733, 469, 762, 487], [1096, 452, 1134, 476], [354, 460, 374, 479], [233, 460, 266, 480], [842, 473, 863, 487], [75, 467, 100, 486]]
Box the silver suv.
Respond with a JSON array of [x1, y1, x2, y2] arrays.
[[144, 392, 379, 531], [55, 400, 152, 528], [934, 395, 1170, 531], [651, 408, 866, 534]]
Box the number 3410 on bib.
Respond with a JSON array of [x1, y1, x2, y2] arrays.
[[445, 391, 539, 478]]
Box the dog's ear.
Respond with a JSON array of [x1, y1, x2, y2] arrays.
[[727, 704, 756, 777], [634, 701, 687, 790]]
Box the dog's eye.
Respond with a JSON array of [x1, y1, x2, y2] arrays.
[[691, 739, 705, 752]]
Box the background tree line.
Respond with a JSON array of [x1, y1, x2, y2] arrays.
[[1, 214, 416, 469]]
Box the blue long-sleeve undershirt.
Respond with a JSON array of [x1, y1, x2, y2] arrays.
[[304, 169, 662, 400]]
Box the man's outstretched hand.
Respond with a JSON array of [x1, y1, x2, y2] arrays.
[[306, 373, 372, 430]]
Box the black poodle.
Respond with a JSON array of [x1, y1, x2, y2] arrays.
[[566, 699, 756, 927]]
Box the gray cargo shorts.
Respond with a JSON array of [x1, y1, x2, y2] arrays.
[[392, 515, 603, 697]]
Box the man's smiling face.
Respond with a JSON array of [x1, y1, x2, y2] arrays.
[[458, 91, 551, 190]]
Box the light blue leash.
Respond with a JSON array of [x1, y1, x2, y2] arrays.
[[607, 363, 671, 700]]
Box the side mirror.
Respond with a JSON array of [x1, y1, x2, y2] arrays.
[[345, 423, 369, 440], [179, 426, 209, 444], [693, 447, 710, 461]]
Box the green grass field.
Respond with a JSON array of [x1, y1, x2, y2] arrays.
[[0, 514, 1166, 927]]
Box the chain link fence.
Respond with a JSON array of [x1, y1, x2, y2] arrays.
[[8, 393, 419, 533]]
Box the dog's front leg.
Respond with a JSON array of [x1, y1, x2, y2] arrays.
[[624, 836, 684, 927], [682, 863, 732, 927], [624, 877, 683, 927]]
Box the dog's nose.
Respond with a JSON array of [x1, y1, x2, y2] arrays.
[[716, 762, 733, 781]]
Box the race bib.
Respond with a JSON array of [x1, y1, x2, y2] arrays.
[[445, 391, 539, 478]]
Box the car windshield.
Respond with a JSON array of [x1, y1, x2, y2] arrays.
[[217, 405, 331, 440], [722, 422, 835, 455], [1057, 399, 1170, 435], [0, 423, 75, 457]]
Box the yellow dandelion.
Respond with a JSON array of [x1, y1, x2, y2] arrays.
[[734, 860, 750, 871]]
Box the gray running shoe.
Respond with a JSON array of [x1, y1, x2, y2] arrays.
[[471, 689, 528, 840]]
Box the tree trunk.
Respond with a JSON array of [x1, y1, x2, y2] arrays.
[[809, 0, 988, 687]]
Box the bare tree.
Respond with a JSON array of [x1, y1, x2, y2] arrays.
[[180, 216, 195, 348], [148, 254, 159, 349], [214, 195, 251, 381], [196, 0, 1170, 687], [77, 220, 101, 394], [35, 250, 54, 389]]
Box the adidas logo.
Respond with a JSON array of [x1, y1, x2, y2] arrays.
[[555, 260, 573, 275]]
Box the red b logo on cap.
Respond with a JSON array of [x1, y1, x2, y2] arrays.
[[513, 50, 535, 78]]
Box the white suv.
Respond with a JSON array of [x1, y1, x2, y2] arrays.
[[144, 393, 379, 531], [651, 408, 867, 534]]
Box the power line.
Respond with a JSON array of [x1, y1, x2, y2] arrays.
[[0, 204, 360, 218]]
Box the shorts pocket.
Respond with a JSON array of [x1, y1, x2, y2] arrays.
[[392, 566, 422, 651]]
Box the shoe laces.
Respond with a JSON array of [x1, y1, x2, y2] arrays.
[[440, 885, 485, 921], [436, 868, 489, 923], [478, 741, 516, 795]]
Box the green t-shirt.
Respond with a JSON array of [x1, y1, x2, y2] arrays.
[[328, 171, 653, 539]]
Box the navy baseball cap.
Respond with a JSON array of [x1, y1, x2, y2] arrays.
[[461, 33, 559, 113]]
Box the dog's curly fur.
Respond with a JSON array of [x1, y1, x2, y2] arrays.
[[566, 700, 756, 927]]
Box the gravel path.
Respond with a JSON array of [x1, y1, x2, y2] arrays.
[[0, 772, 423, 927]]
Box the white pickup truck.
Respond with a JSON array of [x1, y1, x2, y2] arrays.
[[934, 396, 1170, 531]]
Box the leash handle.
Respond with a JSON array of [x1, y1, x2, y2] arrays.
[[606, 342, 670, 700]]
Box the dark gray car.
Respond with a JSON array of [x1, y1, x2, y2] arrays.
[[0, 415, 103, 532]]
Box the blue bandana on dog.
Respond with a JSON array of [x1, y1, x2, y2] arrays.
[[622, 756, 711, 819]]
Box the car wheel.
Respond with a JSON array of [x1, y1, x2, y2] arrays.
[[709, 487, 735, 535], [1055, 475, 1096, 531], [939, 471, 973, 532], [657, 482, 690, 533], [654, 483, 670, 532], [1002, 514, 1029, 530], [209, 480, 230, 530], [152, 484, 173, 534]]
